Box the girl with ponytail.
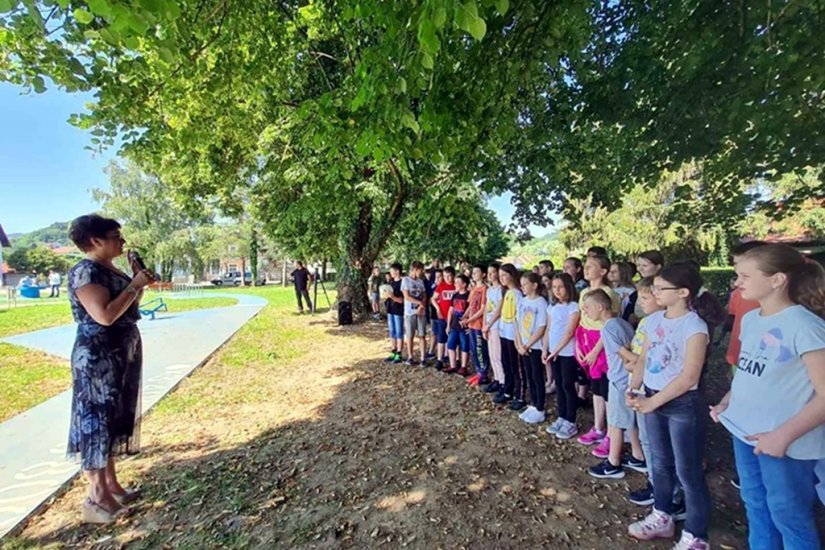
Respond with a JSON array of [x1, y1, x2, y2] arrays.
[[710, 244, 825, 550], [626, 262, 723, 548]]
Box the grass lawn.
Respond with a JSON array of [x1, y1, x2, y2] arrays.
[[0, 291, 242, 423], [9, 285, 812, 549], [0, 344, 71, 423]]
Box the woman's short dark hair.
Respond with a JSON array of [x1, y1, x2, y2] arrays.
[[69, 214, 121, 252]]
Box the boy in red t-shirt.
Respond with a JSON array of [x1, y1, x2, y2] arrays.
[[430, 266, 456, 370]]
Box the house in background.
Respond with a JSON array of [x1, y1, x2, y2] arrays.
[[0, 224, 11, 287]]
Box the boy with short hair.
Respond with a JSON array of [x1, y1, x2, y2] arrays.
[[446, 274, 472, 375], [384, 263, 405, 364], [401, 261, 428, 365], [463, 265, 489, 385], [584, 289, 645, 480], [538, 260, 554, 277], [431, 266, 456, 370]]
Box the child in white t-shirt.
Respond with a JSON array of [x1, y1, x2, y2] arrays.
[[515, 272, 548, 424]]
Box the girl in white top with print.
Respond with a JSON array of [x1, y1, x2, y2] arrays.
[[482, 263, 505, 394], [515, 272, 549, 425], [710, 244, 825, 550], [626, 263, 725, 550]]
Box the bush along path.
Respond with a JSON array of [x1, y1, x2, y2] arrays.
[[2, 287, 762, 549]]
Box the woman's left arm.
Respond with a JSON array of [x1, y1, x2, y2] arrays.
[[746, 348, 825, 457]]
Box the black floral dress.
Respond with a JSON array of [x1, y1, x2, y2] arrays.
[[67, 259, 142, 470]]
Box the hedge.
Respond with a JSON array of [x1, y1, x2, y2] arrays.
[[700, 267, 735, 302]]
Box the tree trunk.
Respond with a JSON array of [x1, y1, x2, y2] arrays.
[[282, 257, 288, 286], [250, 229, 259, 285]]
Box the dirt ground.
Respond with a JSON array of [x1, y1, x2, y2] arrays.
[[5, 301, 819, 549]]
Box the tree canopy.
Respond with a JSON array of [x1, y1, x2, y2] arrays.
[[2, 0, 822, 313]]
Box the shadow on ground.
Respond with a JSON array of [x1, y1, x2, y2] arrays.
[[9, 320, 824, 549]]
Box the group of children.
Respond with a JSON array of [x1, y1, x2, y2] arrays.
[[366, 243, 825, 550]]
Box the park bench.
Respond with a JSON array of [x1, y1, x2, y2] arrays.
[[138, 297, 168, 320]]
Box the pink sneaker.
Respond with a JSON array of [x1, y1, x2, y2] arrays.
[[591, 436, 610, 458], [628, 509, 675, 541], [577, 427, 605, 446], [673, 531, 710, 550]]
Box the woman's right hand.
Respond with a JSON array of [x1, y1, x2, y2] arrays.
[[131, 269, 156, 289]]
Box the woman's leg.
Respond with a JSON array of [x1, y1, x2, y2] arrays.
[[86, 467, 120, 512]]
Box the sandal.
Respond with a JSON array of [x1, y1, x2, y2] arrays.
[[112, 488, 142, 505]]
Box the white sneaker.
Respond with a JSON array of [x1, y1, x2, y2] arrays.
[[628, 509, 675, 541], [672, 531, 710, 550], [545, 418, 564, 435], [522, 408, 546, 424], [518, 406, 536, 420], [555, 420, 579, 440]]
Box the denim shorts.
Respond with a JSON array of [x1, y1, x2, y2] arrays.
[[432, 318, 448, 344], [388, 314, 404, 340], [447, 327, 471, 352]]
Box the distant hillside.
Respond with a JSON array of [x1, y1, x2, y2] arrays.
[[502, 231, 568, 268], [8, 222, 72, 248]]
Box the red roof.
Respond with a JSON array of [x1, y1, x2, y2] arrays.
[[51, 245, 80, 255]]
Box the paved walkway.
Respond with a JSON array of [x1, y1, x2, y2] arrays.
[[0, 293, 267, 538]]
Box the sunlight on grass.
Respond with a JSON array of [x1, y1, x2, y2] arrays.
[[0, 343, 70, 422]]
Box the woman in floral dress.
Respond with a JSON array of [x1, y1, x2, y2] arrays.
[[67, 214, 155, 523]]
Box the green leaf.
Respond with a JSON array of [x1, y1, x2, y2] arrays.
[[123, 35, 139, 49], [421, 51, 433, 70], [73, 8, 94, 24], [468, 16, 486, 41], [495, 0, 509, 15], [0, 0, 14, 14], [398, 77, 407, 93], [158, 47, 174, 63], [432, 6, 447, 29], [99, 27, 118, 45], [417, 19, 440, 55], [86, 0, 112, 19], [56, 0, 69, 8], [401, 111, 420, 134], [31, 75, 46, 93]]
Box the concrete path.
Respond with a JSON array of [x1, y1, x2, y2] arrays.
[[0, 293, 267, 538]]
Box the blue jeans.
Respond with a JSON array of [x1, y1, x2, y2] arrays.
[[469, 329, 489, 377], [447, 327, 470, 352], [733, 437, 820, 550], [645, 390, 710, 539], [388, 314, 404, 340], [432, 319, 448, 344]]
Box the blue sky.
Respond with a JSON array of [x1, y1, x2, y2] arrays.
[[0, 83, 550, 236]]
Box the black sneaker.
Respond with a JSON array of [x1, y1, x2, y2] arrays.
[[621, 455, 648, 474], [588, 459, 625, 479], [492, 392, 512, 404], [672, 502, 687, 522], [731, 477, 740, 490], [509, 399, 527, 411], [384, 352, 397, 363], [434, 360, 444, 371], [628, 483, 655, 506], [483, 380, 501, 394]]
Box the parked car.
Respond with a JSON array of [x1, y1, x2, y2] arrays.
[[210, 271, 242, 286], [235, 272, 266, 286]]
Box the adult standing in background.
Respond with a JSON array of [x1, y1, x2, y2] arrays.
[[291, 260, 313, 314], [49, 269, 62, 297], [66, 214, 155, 523]]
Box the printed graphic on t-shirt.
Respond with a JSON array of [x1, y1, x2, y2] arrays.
[[519, 311, 534, 342], [647, 325, 674, 374], [501, 292, 517, 323], [738, 328, 794, 377]]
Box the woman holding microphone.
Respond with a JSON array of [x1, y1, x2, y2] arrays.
[[66, 214, 155, 523]]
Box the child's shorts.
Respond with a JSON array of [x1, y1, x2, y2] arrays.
[[371, 291, 379, 304], [590, 375, 609, 400], [432, 319, 448, 344], [447, 327, 470, 352], [607, 379, 636, 431], [404, 314, 427, 337], [388, 314, 404, 340]]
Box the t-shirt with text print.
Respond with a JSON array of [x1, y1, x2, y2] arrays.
[[435, 282, 456, 320], [485, 285, 503, 331], [720, 305, 825, 460], [517, 295, 548, 350], [641, 310, 708, 391]]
